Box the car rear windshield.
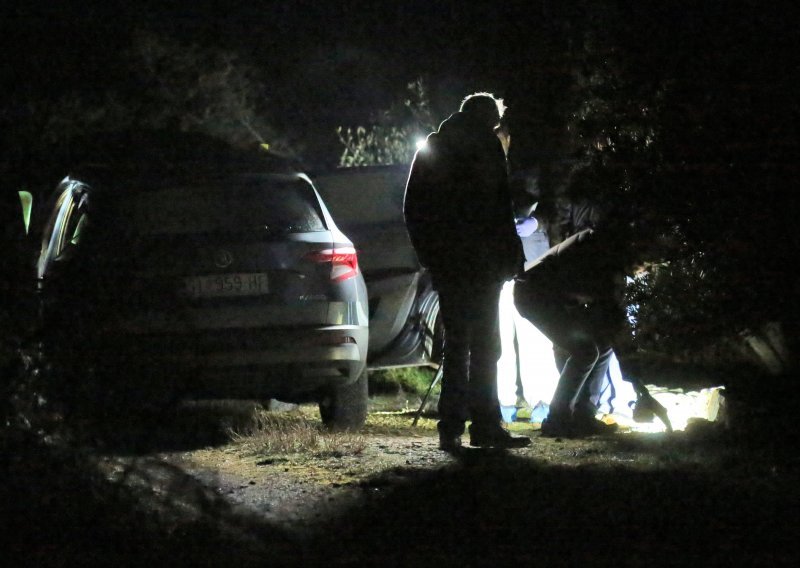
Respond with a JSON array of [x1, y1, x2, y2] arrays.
[[123, 177, 327, 235]]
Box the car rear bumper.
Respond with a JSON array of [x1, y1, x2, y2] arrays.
[[98, 324, 368, 400]]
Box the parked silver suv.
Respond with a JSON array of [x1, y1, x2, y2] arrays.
[[37, 132, 369, 428]]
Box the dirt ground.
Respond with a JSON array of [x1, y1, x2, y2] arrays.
[[68, 395, 800, 567]]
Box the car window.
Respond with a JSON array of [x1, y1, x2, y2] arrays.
[[60, 192, 89, 250], [68, 214, 88, 246], [123, 178, 327, 236]]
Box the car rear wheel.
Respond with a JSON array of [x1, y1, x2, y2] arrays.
[[318, 367, 368, 430]]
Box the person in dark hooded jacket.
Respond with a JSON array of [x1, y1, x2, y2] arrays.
[[403, 92, 528, 451]]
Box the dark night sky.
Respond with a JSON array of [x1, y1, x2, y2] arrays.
[[2, 0, 795, 169], [3, 1, 557, 117], [5, 1, 530, 95]]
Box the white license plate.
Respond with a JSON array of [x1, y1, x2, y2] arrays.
[[185, 273, 269, 298]]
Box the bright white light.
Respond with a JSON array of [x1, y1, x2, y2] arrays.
[[415, 138, 428, 151], [609, 385, 726, 433], [497, 281, 559, 409]]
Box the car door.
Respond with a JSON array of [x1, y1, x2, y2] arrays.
[[314, 165, 438, 366]]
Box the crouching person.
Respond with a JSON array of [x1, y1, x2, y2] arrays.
[[514, 228, 633, 437]]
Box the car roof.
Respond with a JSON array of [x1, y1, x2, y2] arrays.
[[61, 129, 301, 188]]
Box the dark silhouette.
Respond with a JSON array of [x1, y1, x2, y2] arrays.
[[514, 228, 627, 437], [403, 92, 529, 451], [539, 176, 673, 432], [546, 178, 626, 414]]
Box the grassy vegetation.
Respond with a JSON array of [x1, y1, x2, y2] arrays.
[[230, 406, 368, 457], [227, 403, 441, 463], [369, 366, 438, 397], [362, 410, 438, 435]]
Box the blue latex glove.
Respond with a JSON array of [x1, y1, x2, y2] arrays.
[[515, 217, 538, 238]]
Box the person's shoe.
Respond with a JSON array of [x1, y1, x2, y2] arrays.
[[468, 424, 531, 448], [540, 415, 574, 438], [439, 434, 463, 453], [571, 414, 619, 437], [500, 405, 518, 424]]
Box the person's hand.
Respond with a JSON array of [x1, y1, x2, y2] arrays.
[[515, 217, 538, 237]]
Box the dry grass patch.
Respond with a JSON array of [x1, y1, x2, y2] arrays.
[[230, 407, 367, 458]]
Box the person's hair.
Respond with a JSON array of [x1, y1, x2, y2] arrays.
[[459, 92, 506, 127]]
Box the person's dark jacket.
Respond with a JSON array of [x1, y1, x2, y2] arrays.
[[403, 111, 522, 283], [514, 228, 627, 337], [549, 196, 604, 246]]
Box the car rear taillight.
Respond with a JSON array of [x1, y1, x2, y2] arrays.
[[306, 246, 359, 281]]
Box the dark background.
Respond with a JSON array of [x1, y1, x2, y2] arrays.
[[2, 3, 800, 565], [3, 0, 795, 170], [2, 0, 798, 368], [4, 1, 795, 164], [0, 1, 689, 167]]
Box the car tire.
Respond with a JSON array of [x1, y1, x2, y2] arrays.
[[430, 309, 445, 365], [416, 278, 443, 364], [318, 366, 368, 430]]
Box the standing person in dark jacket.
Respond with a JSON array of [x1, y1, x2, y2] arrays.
[[403, 92, 530, 451]]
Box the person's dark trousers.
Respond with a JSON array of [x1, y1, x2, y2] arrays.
[[554, 341, 611, 414], [514, 290, 613, 420], [433, 277, 504, 438]]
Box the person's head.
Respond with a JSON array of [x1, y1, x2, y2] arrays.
[[460, 92, 506, 131]]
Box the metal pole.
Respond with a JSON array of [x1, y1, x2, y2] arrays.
[[412, 363, 442, 426]]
